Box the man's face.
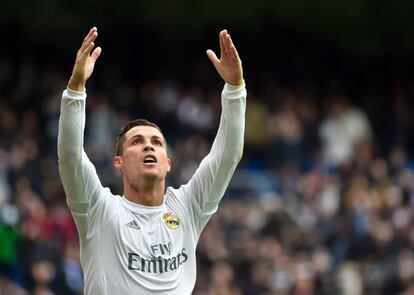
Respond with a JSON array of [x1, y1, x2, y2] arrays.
[[113, 125, 171, 183]]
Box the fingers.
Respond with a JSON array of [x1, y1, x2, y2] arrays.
[[81, 41, 95, 56], [229, 44, 241, 64], [219, 30, 240, 61], [82, 27, 97, 47], [220, 30, 234, 54], [224, 32, 237, 55], [90, 47, 102, 63], [219, 30, 226, 56], [78, 27, 98, 58], [206, 49, 220, 69], [223, 31, 230, 52]]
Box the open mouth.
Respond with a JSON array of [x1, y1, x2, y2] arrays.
[[143, 155, 157, 164]]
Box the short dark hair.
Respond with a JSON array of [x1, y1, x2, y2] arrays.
[[115, 119, 164, 156]]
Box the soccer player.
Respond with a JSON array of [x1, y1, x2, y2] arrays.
[[58, 27, 246, 295]]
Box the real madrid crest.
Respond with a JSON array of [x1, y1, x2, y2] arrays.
[[163, 213, 181, 229]]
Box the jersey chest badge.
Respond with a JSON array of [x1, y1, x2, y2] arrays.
[[163, 213, 181, 229]]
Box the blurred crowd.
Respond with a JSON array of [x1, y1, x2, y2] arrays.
[[0, 52, 414, 295]]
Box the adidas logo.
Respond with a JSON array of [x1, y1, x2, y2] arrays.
[[125, 220, 140, 230]]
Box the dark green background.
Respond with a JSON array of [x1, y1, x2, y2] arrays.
[[3, 0, 414, 53]]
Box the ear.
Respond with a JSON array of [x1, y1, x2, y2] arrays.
[[167, 158, 171, 172], [113, 155, 123, 171]]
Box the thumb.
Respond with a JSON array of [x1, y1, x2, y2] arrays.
[[206, 49, 220, 70], [91, 47, 102, 63]]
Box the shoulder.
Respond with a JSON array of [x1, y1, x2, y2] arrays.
[[165, 186, 186, 204], [165, 186, 194, 215]]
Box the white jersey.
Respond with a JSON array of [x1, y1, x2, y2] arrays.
[[57, 83, 246, 295]]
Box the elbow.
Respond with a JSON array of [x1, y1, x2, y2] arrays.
[[232, 133, 245, 163], [57, 135, 81, 160], [237, 147, 244, 162], [58, 149, 76, 164], [58, 156, 76, 173], [233, 143, 244, 163], [235, 146, 244, 163], [223, 132, 244, 165], [57, 146, 81, 167], [222, 145, 244, 166]]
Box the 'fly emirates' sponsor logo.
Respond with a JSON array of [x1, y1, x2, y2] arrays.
[[127, 242, 188, 273]]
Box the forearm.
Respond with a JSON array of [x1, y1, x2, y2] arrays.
[[185, 82, 246, 215], [210, 82, 246, 163], [58, 88, 87, 162], [58, 88, 101, 213]]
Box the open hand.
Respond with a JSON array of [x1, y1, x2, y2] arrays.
[[68, 27, 102, 91], [207, 30, 243, 86]]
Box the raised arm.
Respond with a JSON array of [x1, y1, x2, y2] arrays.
[[180, 30, 246, 221], [58, 27, 103, 217]]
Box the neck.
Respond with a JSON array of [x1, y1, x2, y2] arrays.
[[123, 178, 165, 206]]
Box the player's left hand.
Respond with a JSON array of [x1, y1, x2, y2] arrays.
[[207, 30, 244, 86]]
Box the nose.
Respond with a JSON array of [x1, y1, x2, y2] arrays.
[[144, 144, 155, 152]]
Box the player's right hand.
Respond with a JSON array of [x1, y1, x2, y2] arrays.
[[68, 27, 102, 92]]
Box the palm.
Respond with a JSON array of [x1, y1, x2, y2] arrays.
[[73, 54, 96, 82], [217, 56, 242, 86]]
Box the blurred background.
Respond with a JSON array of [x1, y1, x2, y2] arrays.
[[1, 0, 414, 294]]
